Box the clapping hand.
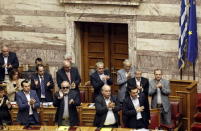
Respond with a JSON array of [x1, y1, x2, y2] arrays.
[[136, 106, 144, 112], [69, 99, 74, 104], [47, 81, 51, 87], [30, 98, 36, 105]]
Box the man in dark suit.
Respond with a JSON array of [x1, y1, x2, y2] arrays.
[[90, 62, 113, 99], [127, 70, 149, 97], [123, 86, 150, 129], [53, 81, 80, 126], [94, 85, 121, 128], [56, 60, 81, 90], [16, 80, 40, 128], [31, 64, 54, 102], [0, 46, 19, 82]]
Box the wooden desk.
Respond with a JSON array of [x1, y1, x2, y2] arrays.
[[170, 80, 197, 131], [10, 105, 56, 125]]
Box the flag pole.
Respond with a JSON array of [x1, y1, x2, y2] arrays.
[[193, 62, 195, 80], [180, 68, 183, 80]]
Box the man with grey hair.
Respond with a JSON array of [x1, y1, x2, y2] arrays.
[[64, 53, 76, 67], [149, 69, 171, 125], [90, 62, 113, 100], [0, 45, 19, 82], [94, 85, 121, 127], [56, 60, 81, 90], [117, 59, 135, 103]]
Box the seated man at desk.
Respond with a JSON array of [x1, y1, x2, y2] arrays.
[[16, 80, 40, 128], [53, 81, 80, 126], [94, 85, 121, 128]]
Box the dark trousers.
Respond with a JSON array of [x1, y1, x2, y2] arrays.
[[25, 115, 37, 127], [135, 118, 148, 129]]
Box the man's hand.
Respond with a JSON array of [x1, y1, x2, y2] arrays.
[[2, 64, 6, 68], [47, 81, 51, 87], [107, 102, 115, 109], [156, 82, 162, 88], [30, 98, 36, 105], [7, 64, 12, 68], [127, 72, 131, 79], [69, 99, 74, 104], [34, 80, 39, 86], [136, 106, 144, 112]]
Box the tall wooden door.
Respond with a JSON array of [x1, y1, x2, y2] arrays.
[[81, 22, 128, 93]]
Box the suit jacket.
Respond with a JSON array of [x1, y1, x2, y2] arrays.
[[127, 77, 149, 96], [6, 79, 24, 102], [149, 79, 171, 112], [31, 72, 54, 102], [56, 67, 81, 89], [123, 93, 150, 128], [0, 95, 12, 125], [117, 68, 135, 102], [16, 90, 40, 125], [90, 70, 113, 99], [53, 90, 80, 126], [0, 52, 19, 81], [94, 95, 121, 127]]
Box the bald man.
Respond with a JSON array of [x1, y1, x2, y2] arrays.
[[56, 60, 81, 90], [0, 46, 19, 82], [94, 85, 121, 128], [53, 81, 80, 126]]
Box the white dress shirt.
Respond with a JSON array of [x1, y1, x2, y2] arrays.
[[63, 94, 69, 119], [99, 74, 107, 84], [3, 56, 8, 74], [24, 92, 33, 115], [131, 96, 142, 120], [104, 97, 116, 125]]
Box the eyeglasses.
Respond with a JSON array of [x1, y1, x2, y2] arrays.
[[62, 86, 70, 89]]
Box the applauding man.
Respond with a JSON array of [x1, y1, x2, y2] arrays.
[[53, 81, 80, 126], [90, 62, 113, 99], [16, 80, 40, 128], [149, 69, 171, 125], [123, 86, 150, 129], [94, 85, 121, 128]]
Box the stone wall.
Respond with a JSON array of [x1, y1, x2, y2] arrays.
[[0, 0, 66, 78]]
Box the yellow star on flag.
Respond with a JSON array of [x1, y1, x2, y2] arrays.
[[189, 31, 193, 35]]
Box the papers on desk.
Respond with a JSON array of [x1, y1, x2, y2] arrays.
[[57, 126, 69, 131], [100, 128, 112, 131], [41, 102, 53, 107], [88, 103, 95, 107]]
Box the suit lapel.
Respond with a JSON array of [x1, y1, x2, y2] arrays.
[[95, 71, 102, 82], [22, 91, 28, 102], [62, 68, 69, 82]]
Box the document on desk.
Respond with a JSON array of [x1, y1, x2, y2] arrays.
[[132, 129, 149, 131], [100, 128, 112, 131], [57, 126, 69, 131]]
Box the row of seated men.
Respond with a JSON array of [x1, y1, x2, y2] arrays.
[[0, 45, 171, 129]]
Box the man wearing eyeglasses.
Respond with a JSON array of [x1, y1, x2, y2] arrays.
[[53, 81, 80, 126]]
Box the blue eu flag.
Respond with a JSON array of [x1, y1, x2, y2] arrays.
[[187, 0, 198, 63]]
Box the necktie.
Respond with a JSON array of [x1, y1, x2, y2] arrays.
[[66, 72, 71, 83], [40, 76, 45, 96]]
